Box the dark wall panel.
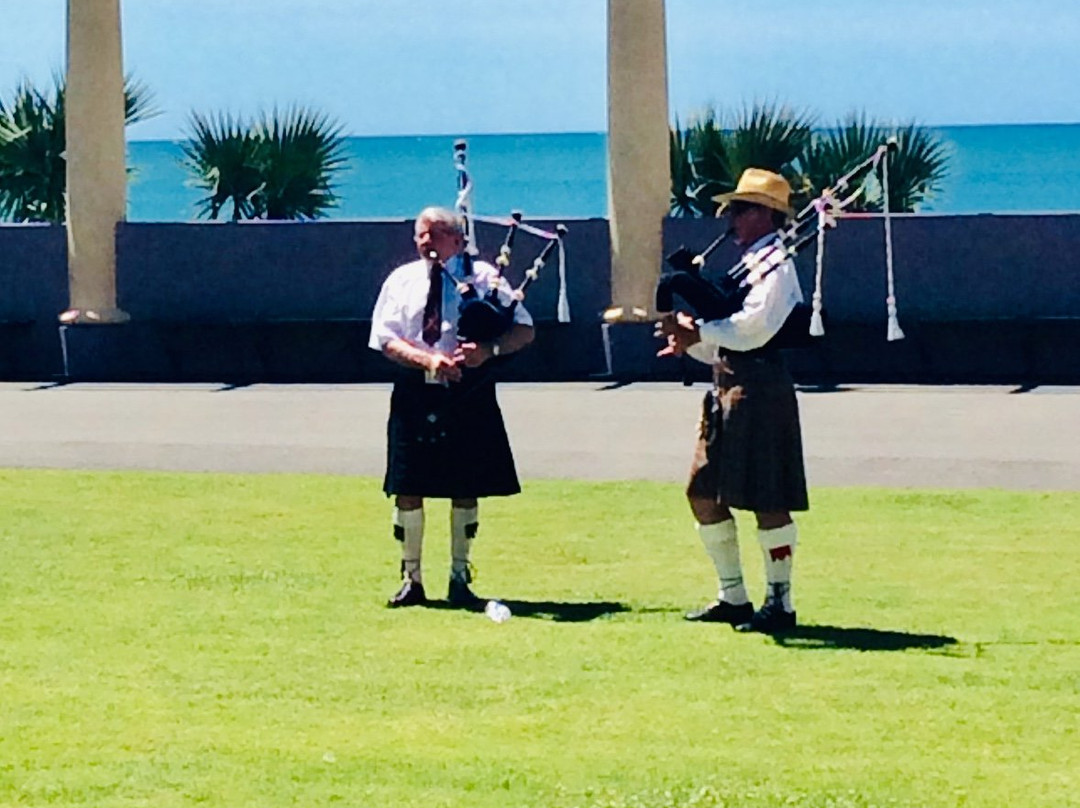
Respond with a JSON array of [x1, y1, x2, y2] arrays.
[[664, 213, 1080, 324], [0, 224, 67, 379], [3, 214, 1079, 383], [116, 218, 611, 325]]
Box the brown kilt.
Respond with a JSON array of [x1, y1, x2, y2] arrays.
[[687, 350, 809, 513]]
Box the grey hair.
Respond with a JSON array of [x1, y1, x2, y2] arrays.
[[415, 206, 464, 234]]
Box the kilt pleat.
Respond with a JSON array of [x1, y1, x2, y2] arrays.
[[689, 352, 809, 513]]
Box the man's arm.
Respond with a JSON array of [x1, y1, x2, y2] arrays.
[[455, 323, 534, 368], [383, 337, 462, 383], [698, 266, 800, 352]]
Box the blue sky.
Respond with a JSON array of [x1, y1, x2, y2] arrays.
[[1, 0, 1078, 141]]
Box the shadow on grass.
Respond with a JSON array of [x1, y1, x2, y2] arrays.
[[498, 600, 630, 622], [422, 599, 628, 622], [770, 624, 959, 653]]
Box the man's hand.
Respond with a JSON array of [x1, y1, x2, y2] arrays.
[[453, 341, 492, 369], [428, 351, 463, 383], [655, 311, 702, 358]]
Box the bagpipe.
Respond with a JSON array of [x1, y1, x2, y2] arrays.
[[656, 138, 905, 349], [447, 139, 569, 344]]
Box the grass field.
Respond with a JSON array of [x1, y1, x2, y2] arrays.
[[1, 469, 1078, 808]]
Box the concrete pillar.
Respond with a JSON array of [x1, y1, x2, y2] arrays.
[[605, 0, 670, 322], [63, 0, 129, 324]]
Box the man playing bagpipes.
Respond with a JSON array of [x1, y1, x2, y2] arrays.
[[368, 206, 534, 610], [656, 168, 809, 634]]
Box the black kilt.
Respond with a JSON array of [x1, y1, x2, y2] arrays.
[[383, 369, 521, 499], [687, 350, 809, 513]]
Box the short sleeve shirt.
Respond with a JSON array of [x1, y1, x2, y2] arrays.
[[369, 256, 533, 355], [687, 233, 804, 361]]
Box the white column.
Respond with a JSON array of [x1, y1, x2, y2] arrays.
[[63, 0, 129, 324], [605, 0, 671, 321]]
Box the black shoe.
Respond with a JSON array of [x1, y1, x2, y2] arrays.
[[447, 575, 485, 611], [387, 578, 426, 608], [685, 600, 755, 625], [736, 601, 796, 633]]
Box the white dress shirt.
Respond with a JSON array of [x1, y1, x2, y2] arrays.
[[369, 256, 533, 356], [686, 232, 803, 364]]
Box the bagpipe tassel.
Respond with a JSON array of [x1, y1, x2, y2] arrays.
[[809, 301, 826, 337], [886, 298, 905, 342]]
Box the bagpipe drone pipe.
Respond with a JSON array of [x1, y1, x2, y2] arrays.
[[412, 143, 568, 435], [450, 139, 569, 345], [657, 138, 906, 350]]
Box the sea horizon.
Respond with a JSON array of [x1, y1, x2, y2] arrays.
[[128, 119, 1080, 143], [126, 123, 1080, 222]]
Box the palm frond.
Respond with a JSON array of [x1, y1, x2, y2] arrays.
[[122, 75, 159, 126], [879, 123, 950, 212], [181, 105, 348, 222], [180, 111, 265, 221], [669, 102, 815, 219], [0, 74, 158, 222], [669, 119, 699, 217], [668, 107, 734, 218], [0, 80, 66, 222], [800, 113, 890, 212], [253, 106, 347, 220], [722, 100, 815, 188], [802, 116, 950, 213]]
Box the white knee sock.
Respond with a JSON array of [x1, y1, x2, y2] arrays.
[[698, 520, 748, 606], [450, 505, 479, 580], [394, 507, 424, 583], [758, 523, 797, 611]]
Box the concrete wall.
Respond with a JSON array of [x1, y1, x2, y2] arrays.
[[2, 214, 1078, 384]]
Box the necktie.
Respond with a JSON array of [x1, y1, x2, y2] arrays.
[[421, 261, 443, 345]]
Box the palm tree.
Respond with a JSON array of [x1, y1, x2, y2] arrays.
[[670, 104, 950, 217], [798, 114, 891, 212], [0, 75, 156, 223], [720, 101, 814, 188], [799, 115, 949, 212], [669, 120, 699, 218], [877, 123, 949, 212], [180, 112, 264, 221], [669, 102, 814, 217], [181, 106, 348, 221], [669, 108, 735, 217]]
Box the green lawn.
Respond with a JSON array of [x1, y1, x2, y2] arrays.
[[1, 470, 1077, 808]]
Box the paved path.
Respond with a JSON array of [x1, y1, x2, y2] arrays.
[[0, 382, 1077, 490]]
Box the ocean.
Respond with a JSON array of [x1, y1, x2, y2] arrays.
[[127, 124, 1080, 222]]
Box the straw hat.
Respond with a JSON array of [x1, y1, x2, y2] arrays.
[[712, 168, 794, 216]]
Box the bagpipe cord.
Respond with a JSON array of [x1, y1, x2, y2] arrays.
[[455, 176, 480, 257], [473, 214, 571, 324], [882, 148, 904, 341], [809, 197, 828, 337]]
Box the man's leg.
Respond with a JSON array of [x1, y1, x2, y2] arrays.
[[739, 512, 797, 632], [684, 495, 754, 625], [448, 497, 484, 609], [388, 495, 427, 607]]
